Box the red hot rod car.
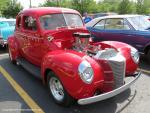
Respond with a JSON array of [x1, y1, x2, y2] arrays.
[[8, 7, 141, 106]]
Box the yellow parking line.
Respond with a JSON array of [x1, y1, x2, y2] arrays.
[[0, 66, 45, 113], [138, 68, 150, 74]]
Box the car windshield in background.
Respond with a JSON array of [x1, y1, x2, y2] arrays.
[[40, 13, 83, 30], [5, 21, 16, 26], [128, 16, 150, 30]]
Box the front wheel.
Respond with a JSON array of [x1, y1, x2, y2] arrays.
[[47, 72, 74, 106], [8, 46, 16, 64]]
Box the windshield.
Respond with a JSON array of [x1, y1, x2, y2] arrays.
[[40, 13, 83, 30], [127, 16, 150, 30]]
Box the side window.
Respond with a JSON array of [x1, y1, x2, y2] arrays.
[[93, 19, 105, 30], [23, 16, 37, 31], [105, 18, 131, 30], [17, 16, 21, 29]]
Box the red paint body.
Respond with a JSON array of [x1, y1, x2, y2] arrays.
[[8, 7, 138, 100]]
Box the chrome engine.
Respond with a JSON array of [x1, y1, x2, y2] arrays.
[[72, 32, 100, 55], [72, 32, 126, 88]]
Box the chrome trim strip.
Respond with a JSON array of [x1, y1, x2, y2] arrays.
[[78, 71, 141, 105]]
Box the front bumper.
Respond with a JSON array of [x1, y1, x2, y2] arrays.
[[78, 71, 141, 105]]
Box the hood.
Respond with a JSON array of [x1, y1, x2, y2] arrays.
[[43, 27, 88, 41]]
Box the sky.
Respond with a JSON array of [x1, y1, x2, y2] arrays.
[[17, 0, 46, 9]]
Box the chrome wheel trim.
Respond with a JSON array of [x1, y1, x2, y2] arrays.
[[49, 77, 64, 101]]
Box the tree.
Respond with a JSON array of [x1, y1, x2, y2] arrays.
[[0, 0, 10, 16], [136, 0, 150, 14], [0, 0, 10, 9], [118, 0, 132, 14], [71, 0, 97, 15], [40, 0, 150, 15], [97, 0, 121, 13], [41, 0, 59, 7], [41, 0, 98, 15], [41, 0, 71, 7], [136, 0, 145, 14], [144, 0, 150, 14], [1, 0, 23, 18]]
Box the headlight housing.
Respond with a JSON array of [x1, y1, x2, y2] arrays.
[[78, 60, 94, 84], [130, 47, 139, 64]]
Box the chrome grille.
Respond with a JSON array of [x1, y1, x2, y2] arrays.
[[94, 48, 126, 88], [109, 60, 126, 88]]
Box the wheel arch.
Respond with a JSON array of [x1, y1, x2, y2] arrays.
[[8, 35, 20, 61], [144, 45, 150, 55], [41, 50, 105, 99], [43, 68, 53, 85]]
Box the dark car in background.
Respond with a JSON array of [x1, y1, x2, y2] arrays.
[[86, 15, 150, 62]]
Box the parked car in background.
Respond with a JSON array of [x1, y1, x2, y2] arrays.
[[8, 7, 140, 106], [144, 15, 150, 21], [147, 16, 150, 21], [89, 12, 117, 19], [1, 19, 16, 26], [86, 15, 150, 62], [0, 19, 16, 47]]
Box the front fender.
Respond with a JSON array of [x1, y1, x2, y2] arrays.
[[41, 50, 104, 99]]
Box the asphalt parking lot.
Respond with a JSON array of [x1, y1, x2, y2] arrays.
[[0, 48, 150, 113]]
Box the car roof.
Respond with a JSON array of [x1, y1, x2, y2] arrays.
[[86, 14, 142, 27], [19, 7, 80, 16], [0, 19, 16, 21], [98, 14, 141, 19]]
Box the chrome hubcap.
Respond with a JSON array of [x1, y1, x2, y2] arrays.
[[49, 77, 64, 101]]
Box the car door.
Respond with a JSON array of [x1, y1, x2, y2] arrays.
[[89, 18, 137, 46], [22, 15, 42, 66], [87, 19, 105, 42], [15, 14, 27, 57]]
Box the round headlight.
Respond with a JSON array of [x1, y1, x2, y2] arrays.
[[78, 60, 94, 84], [130, 47, 139, 64]]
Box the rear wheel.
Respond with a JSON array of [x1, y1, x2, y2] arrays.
[[47, 71, 74, 106], [8, 46, 16, 64]]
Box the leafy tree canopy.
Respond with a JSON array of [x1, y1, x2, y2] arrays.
[[0, 0, 10, 16], [1, 0, 23, 18]]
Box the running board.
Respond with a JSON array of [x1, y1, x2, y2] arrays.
[[17, 58, 41, 79]]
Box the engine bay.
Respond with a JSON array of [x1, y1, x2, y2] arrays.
[[72, 32, 101, 56]]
